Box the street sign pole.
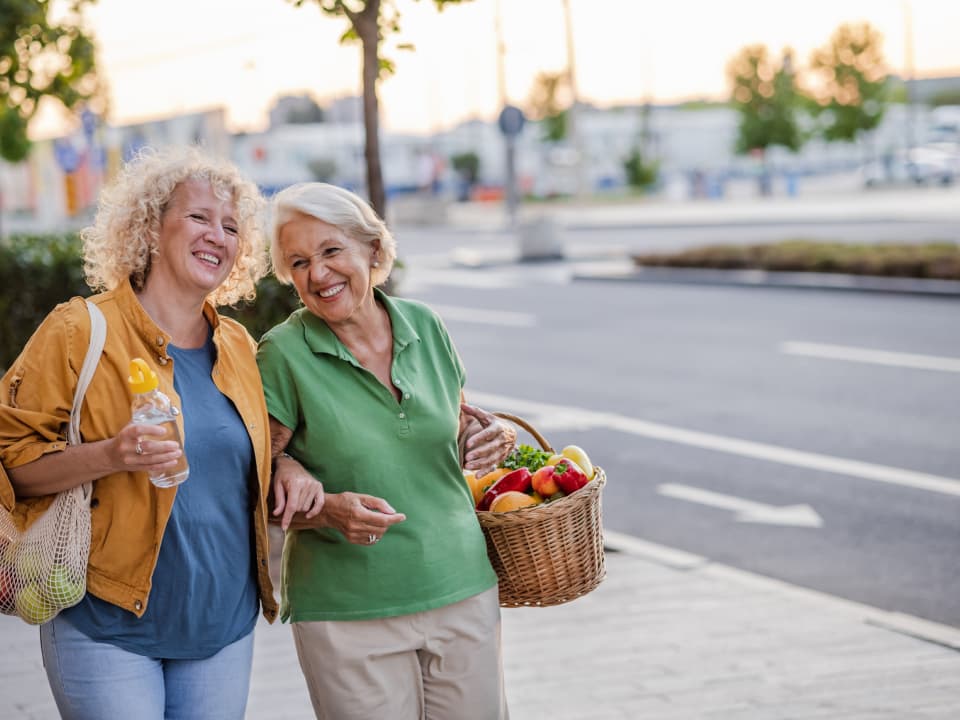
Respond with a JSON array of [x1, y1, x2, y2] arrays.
[[498, 105, 526, 229]]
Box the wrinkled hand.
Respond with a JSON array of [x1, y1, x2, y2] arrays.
[[319, 492, 406, 545], [460, 403, 516, 477], [272, 455, 325, 531], [111, 422, 183, 475]]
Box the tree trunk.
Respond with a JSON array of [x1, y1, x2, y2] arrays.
[[356, 1, 386, 220]]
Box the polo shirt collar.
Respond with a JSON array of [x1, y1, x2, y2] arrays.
[[300, 287, 421, 361]]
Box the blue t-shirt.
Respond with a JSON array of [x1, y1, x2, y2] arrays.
[[65, 331, 259, 659]]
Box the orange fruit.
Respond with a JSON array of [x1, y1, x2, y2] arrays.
[[463, 470, 488, 505], [489, 491, 541, 513]]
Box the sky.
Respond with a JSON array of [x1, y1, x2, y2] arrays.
[[40, 0, 960, 137]]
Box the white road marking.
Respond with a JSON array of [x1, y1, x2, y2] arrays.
[[781, 341, 960, 373], [657, 483, 824, 527], [469, 391, 960, 497], [431, 304, 536, 327]]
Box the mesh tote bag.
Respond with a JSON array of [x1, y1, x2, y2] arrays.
[[0, 300, 106, 624]]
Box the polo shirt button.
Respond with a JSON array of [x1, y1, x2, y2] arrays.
[[398, 412, 405, 419], [404, 393, 410, 399]]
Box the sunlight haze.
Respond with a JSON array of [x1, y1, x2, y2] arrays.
[[67, 0, 960, 135]]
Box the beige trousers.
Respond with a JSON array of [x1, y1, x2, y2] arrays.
[[291, 586, 509, 720]]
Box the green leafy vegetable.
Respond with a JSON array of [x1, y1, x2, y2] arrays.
[[500, 444, 552, 473]]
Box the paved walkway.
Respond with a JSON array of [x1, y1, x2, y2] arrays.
[[3, 530, 959, 719]]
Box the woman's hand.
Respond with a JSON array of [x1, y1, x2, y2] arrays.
[[110, 422, 183, 475], [317, 492, 406, 545], [459, 403, 517, 477], [272, 454, 325, 531]]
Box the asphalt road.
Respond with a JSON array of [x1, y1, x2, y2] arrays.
[[398, 247, 960, 629]]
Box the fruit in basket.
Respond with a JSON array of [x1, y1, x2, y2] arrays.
[[560, 445, 595, 480], [489, 491, 541, 513], [476, 468, 532, 511], [463, 471, 486, 505], [531, 465, 561, 496], [551, 460, 591, 495]]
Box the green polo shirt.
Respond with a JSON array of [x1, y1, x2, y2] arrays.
[[257, 290, 497, 622]]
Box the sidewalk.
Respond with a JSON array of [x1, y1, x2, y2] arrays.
[[440, 183, 960, 232], [3, 532, 959, 719]]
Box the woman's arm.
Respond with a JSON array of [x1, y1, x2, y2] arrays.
[[268, 417, 406, 541], [268, 416, 324, 530], [7, 423, 182, 497]]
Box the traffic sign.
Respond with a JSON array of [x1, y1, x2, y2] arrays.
[[498, 105, 526, 138]]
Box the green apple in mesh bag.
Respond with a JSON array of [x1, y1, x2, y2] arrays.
[[45, 564, 85, 605], [15, 584, 56, 624]]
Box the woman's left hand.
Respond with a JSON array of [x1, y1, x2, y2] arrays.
[[460, 403, 517, 477], [272, 455, 325, 531]]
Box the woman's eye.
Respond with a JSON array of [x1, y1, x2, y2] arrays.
[[291, 259, 308, 269], [189, 213, 206, 221], [324, 247, 341, 257], [223, 225, 239, 236]]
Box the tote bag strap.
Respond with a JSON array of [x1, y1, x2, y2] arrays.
[[67, 301, 106, 447]]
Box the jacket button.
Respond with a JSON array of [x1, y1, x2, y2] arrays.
[[134, 600, 143, 611], [90, 498, 99, 508]]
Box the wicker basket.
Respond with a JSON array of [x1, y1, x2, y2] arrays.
[[476, 413, 607, 608]]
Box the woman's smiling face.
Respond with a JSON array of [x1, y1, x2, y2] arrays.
[[279, 212, 379, 326], [150, 178, 239, 299]]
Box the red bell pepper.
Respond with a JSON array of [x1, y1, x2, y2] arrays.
[[551, 460, 590, 495], [476, 467, 532, 511]]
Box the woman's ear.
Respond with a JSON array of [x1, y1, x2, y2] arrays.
[[370, 238, 382, 268]]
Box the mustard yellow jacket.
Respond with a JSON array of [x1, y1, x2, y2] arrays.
[[0, 280, 278, 621]]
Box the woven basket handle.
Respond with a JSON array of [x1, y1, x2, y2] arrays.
[[493, 412, 554, 454]]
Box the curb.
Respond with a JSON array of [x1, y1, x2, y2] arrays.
[[603, 531, 960, 652], [573, 264, 960, 297]]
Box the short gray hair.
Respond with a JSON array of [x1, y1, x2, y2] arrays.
[[268, 182, 396, 287]]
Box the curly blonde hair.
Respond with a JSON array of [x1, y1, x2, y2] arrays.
[[81, 146, 267, 307]]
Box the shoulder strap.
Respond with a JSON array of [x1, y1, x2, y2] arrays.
[[67, 301, 107, 447]]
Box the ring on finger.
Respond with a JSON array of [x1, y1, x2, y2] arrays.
[[135, 441, 143, 455], [367, 534, 379, 545]]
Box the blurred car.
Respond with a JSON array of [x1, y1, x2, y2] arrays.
[[862, 145, 956, 187]]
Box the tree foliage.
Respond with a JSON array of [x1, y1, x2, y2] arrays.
[[526, 71, 570, 143], [622, 147, 658, 191], [727, 45, 803, 155], [0, 0, 100, 162], [808, 22, 889, 142], [289, 0, 470, 220]]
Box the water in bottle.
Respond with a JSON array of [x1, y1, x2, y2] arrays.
[[128, 357, 189, 488]]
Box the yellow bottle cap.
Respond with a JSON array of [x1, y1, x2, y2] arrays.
[[128, 358, 159, 394]]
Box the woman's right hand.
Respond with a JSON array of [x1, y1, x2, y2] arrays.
[[109, 422, 183, 475], [318, 492, 406, 545]]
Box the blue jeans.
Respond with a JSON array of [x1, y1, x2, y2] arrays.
[[40, 613, 254, 720]]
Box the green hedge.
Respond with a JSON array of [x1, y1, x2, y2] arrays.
[[632, 241, 960, 280], [0, 234, 302, 372]]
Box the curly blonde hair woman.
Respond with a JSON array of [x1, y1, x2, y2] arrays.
[[1, 146, 324, 720], [81, 146, 266, 306]]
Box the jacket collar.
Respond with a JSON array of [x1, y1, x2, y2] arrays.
[[114, 278, 221, 362]]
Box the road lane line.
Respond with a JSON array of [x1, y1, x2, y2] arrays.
[[780, 341, 960, 373], [468, 390, 960, 497], [431, 304, 536, 327]]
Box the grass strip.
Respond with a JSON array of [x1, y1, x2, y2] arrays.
[[632, 241, 960, 280]]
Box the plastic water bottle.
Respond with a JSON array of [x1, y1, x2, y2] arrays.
[[128, 358, 189, 488]]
